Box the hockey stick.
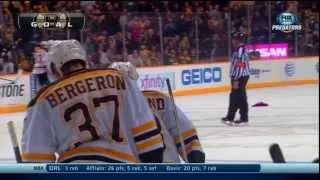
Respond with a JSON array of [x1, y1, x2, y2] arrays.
[[7, 121, 22, 163], [270, 143, 320, 163], [166, 78, 188, 163], [269, 143, 286, 163]]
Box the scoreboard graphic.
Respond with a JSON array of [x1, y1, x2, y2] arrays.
[[17, 13, 85, 30]]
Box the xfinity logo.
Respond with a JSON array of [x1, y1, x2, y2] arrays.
[[138, 72, 175, 90]]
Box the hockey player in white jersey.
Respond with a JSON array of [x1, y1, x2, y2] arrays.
[[109, 62, 205, 163], [21, 40, 164, 163], [143, 90, 205, 163]]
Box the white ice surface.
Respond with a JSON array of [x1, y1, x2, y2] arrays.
[[0, 84, 318, 163]]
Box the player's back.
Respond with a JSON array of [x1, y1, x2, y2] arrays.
[[23, 68, 143, 163], [143, 90, 181, 162], [143, 90, 203, 163]]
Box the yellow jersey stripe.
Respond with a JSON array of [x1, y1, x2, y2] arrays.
[[143, 91, 167, 97], [186, 140, 202, 154], [132, 120, 157, 136], [58, 146, 137, 162], [136, 135, 163, 151], [21, 153, 55, 161], [178, 140, 202, 155], [174, 128, 197, 143]]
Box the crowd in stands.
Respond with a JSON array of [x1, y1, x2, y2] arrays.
[[0, 1, 318, 74]]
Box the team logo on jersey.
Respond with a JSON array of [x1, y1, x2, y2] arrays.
[[284, 62, 296, 77], [316, 62, 319, 74], [272, 12, 302, 33]]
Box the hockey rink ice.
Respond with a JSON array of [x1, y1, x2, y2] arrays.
[[0, 84, 318, 163]]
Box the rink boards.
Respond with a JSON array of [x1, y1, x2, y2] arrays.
[[0, 56, 318, 114]]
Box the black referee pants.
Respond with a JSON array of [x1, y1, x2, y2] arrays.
[[226, 76, 249, 121]]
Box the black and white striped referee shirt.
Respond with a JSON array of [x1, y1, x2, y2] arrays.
[[229, 45, 250, 79]]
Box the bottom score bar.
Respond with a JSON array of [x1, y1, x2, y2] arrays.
[[0, 164, 318, 174], [45, 164, 260, 173]]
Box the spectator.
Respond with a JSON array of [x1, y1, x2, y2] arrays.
[[145, 28, 159, 50], [127, 50, 143, 67], [164, 49, 177, 65], [1, 0, 319, 69], [84, 36, 97, 55], [87, 52, 100, 69], [1, 57, 15, 74], [34, 1, 49, 13], [178, 34, 191, 52], [140, 46, 152, 66], [72, 1, 82, 12], [99, 44, 111, 68], [149, 47, 161, 66], [106, 43, 122, 63], [115, 32, 124, 55], [178, 49, 192, 64], [17, 56, 32, 72], [190, 48, 197, 63], [163, 15, 176, 37], [129, 16, 144, 42], [184, 2, 193, 14]]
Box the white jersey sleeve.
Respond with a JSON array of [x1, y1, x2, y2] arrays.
[[143, 90, 204, 162], [109, 62, 139, 80], [21, 68, 163, 163], [109, 62, 164, 157], [122, 75, 164, 157], [21, 99, 57, 162]]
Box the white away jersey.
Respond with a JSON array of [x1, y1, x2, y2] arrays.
[[143, 90, 203, 163], [21, 68, 163, 163]]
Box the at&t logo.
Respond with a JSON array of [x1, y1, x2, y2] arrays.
[[284, 62, 295, 77]]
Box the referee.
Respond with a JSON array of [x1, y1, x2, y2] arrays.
[[222, 32, 251, 125]]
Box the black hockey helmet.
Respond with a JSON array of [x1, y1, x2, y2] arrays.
[[232, 32, 248, 42]]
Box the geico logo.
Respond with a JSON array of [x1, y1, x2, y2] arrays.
[[182, 67, 222, 85]]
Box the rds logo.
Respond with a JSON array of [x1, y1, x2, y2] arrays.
[[272, 12, 302, 33], [284, 62, 296, 77]]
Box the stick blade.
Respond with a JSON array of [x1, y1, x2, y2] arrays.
[[269, 143, 286, 163]]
